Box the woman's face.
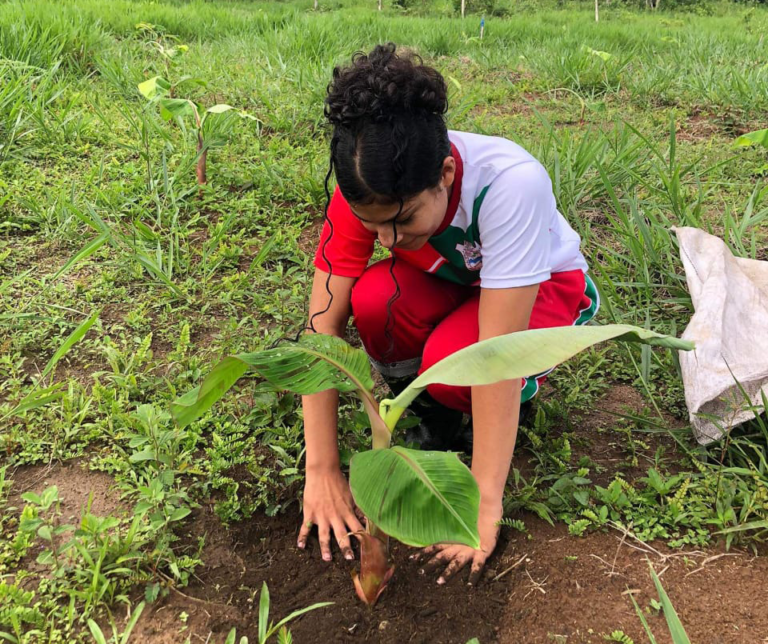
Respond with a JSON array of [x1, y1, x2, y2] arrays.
[[348, 156, 456, 251]]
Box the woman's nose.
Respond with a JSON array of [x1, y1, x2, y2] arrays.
[[378, 228, 400, 249]]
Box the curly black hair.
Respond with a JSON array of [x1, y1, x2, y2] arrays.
[[325, 42, 451, 205], [310, 44, 451, 363]]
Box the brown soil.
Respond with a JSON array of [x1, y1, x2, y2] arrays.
[[678, 115, 720, 142], [9, 462, 768, 644], [92, 505, 768, 644], [297, 216, 325, 257], [8, 462, 127, 520]]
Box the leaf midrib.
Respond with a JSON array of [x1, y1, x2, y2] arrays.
[[390, 447, 479, 548]]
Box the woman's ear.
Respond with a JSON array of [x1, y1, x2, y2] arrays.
[[440, 155, 456, 190]]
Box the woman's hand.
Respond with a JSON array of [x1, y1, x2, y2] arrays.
[[411, 498, 502, 585], [298, 465, 364, 562]]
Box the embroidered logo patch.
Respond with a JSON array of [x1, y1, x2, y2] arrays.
[[455, 241, 483, 271]]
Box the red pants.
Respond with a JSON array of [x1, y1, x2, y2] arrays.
[[350, 259, 598, 414]]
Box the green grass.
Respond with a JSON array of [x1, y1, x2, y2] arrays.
[[1, 0, 768, 640]]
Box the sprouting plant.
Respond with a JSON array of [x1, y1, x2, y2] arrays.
[[224, 582, 331, 644], [497, 518, 527, 534], [18, 486, 72, 571], [172, 324, 692, 605], [87, 601, 145, 644], [123, 405, 200, 585], [127, 403, 195, 471], [138, 76, 259, 187]]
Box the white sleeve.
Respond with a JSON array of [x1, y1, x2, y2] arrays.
[[478, 161, 554, 289]]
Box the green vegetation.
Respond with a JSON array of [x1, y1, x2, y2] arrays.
[[1, 0, 767, 640]]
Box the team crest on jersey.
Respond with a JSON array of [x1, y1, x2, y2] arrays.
[[455, 241, 483, 271]]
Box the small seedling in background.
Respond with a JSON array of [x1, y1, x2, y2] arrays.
[[19, 486, 71, 570], [498, 517, 527, 534], [224, 583, 331, 644], [138, 76, 259, 188], [134, 23, 189, 80], [87, 601, 145, 644]]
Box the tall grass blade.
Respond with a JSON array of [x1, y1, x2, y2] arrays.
[[41, 311, 99, 379], [649, 562, 691, 644]]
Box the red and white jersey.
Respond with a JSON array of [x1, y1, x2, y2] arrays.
[[314, 130, 588, 288]]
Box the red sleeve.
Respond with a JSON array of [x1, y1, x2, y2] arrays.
[[313, 186, 376, 278]]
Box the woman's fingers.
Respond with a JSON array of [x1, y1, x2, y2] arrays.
[[437, 551, 472, 585], [411, 543, 446, 563], [297, 516, 313, 549], [333, 519, 355, 561], [345, 511, 365, 535], [468, 553, 487, 586], [318, 522, 332, 561], [422, 547, 456, 572]]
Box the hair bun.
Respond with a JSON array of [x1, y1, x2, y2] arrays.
[[325, 43, 448, 129]]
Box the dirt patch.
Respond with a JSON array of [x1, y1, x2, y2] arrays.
[[678, 114, 720, 142], [467, 91, 544, 120], [8, 462, 127, 521], [297, 216, 325, 258], [126, 504, 509, 644], [498, 520, 768, 644], [123, 506, 768, 644]]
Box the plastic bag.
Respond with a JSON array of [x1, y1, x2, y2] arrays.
[[673, 226, 768, 445]]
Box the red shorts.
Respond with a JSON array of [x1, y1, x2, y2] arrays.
[[350, 260, 599, 414]]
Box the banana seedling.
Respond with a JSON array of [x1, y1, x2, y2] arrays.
[[138, 76, 259, 187], [171, 324, 693, 605]]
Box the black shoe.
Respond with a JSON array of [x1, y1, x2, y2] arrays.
[[382, 375, 464, 451], [404, 395, 465, 451]]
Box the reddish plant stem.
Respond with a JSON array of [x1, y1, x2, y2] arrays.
[[196, 132, 207, 186]]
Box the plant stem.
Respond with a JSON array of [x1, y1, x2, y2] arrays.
[[196, 132, 207, 186], [361, 393, 391, 450]]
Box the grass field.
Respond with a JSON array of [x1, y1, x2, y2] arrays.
[[1, 0, 768, 642]]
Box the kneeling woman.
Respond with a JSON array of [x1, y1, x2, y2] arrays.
[[297, 43, 598, 585]]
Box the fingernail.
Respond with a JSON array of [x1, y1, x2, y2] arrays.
[[297, 541, 305, 549], [345, 553, 354, 560], [323, 553, 331, 561], [437, 577, 445, 585]]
